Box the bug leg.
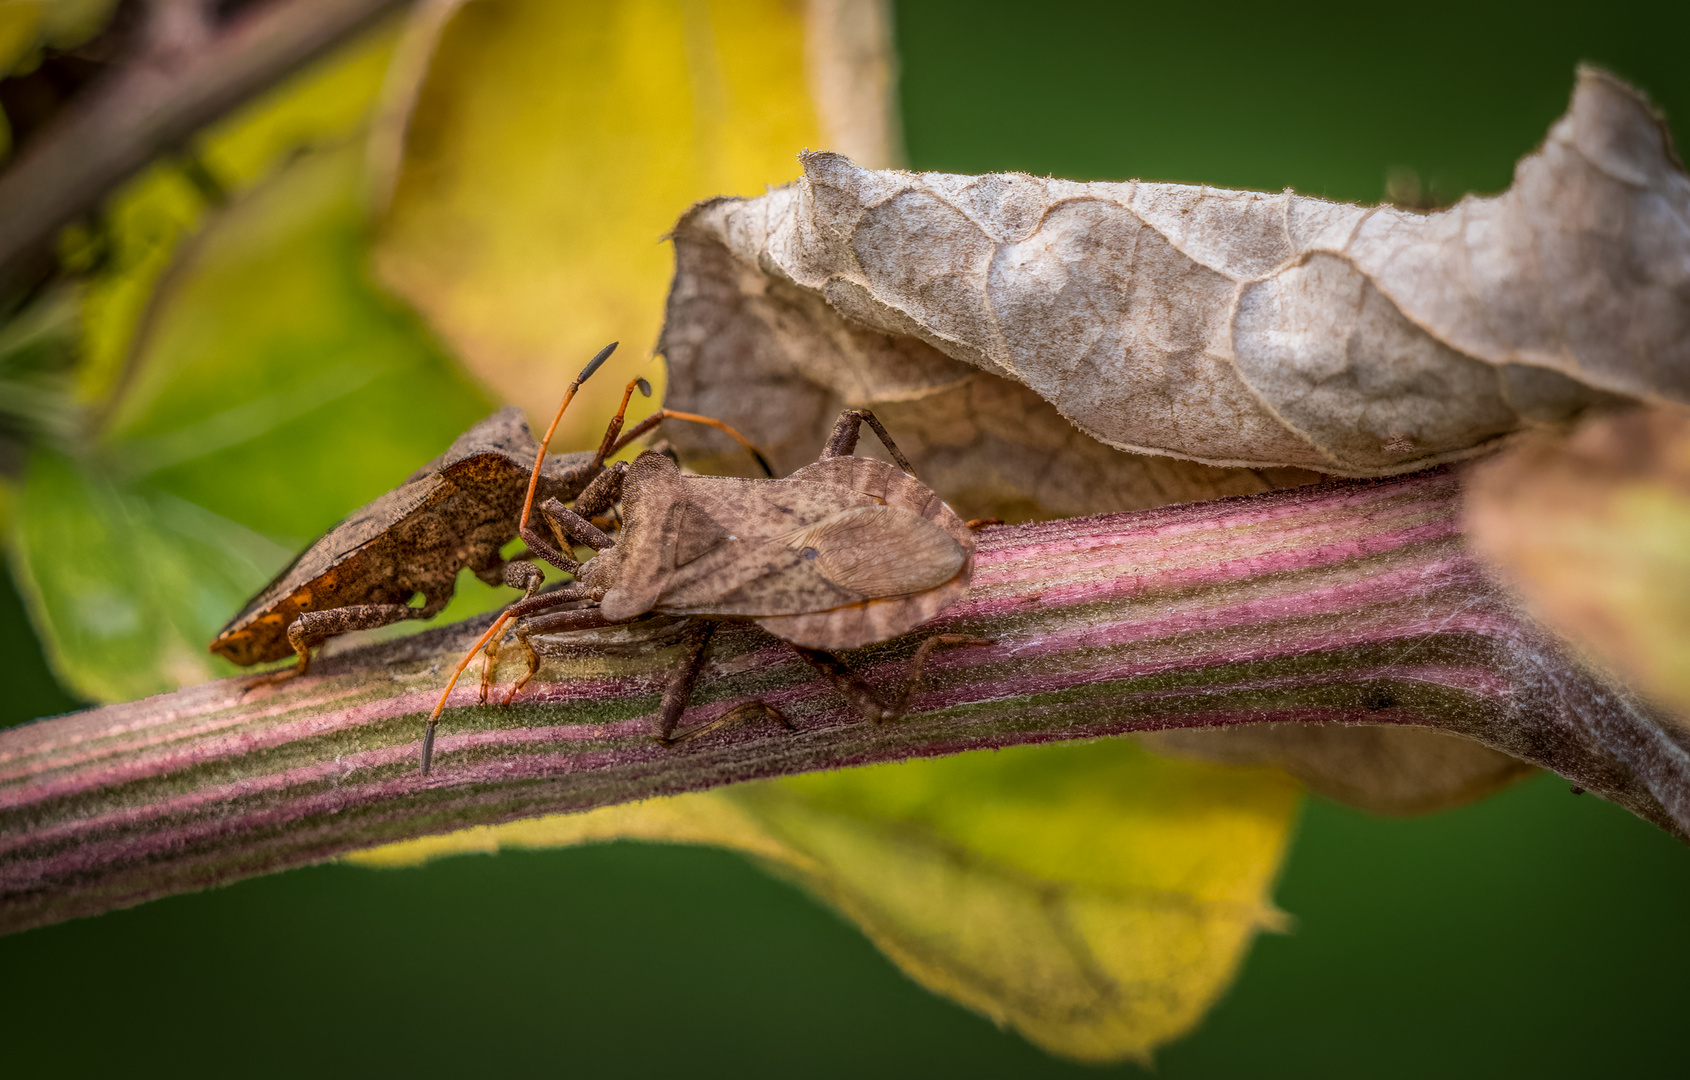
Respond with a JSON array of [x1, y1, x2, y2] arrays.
[[539, 499, 613, 551], [478, 635, 501, 703], [476, 559, 547, 702], [504, 558, 546, 595], [790, 634, 990, 724], [517, 497, 617, 579], [653, 622, 799, 746], [246, 603, 429, 689], [881, 634, 993, 721], [663, 701, 795, 747], [471, 549, 547, 590], [515, 524, 580, 576], [652, 619, 716, 743], [818, 409, 917, 476], [503, 621, 541, 703], [789, 646, 887, 722], [422, 596, 614, 775], [571, 461, 626, 519], [497, 586, 601, 704]]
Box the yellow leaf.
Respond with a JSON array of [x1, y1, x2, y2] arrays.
[[372, 0, 823, 451], [349, 738, 1301, 1064]]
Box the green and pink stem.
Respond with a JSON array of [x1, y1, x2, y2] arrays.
[[2, 468, 1685, 934]]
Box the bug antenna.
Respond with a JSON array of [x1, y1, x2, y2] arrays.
[[613, 410, 775, 477], [578, 341, 619, 384], [522, 343, 618, 532]]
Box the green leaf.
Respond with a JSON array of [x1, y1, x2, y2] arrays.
[[11, 141, 495, 701], [10, 447, 287, 701]]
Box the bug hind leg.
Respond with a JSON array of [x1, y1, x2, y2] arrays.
[[652, 620, 795, 747], [791, 634, 991, 724], [663, 701, 795, 747], [819, 408, 917, 476]]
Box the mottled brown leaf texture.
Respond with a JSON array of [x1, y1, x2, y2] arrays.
[[662, 68, 1680, 479]]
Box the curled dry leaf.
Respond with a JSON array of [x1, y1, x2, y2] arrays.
[[658, 66, 1690, 810], [1465, 403, 1690, 720], [661, 67, 1685, 483]]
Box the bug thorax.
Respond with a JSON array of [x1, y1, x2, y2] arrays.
[[575, 552, 616, 599]]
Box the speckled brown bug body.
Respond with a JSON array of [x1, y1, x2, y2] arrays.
[[211, 344, 769, 685], [207, 406, 597, 675], [422, 409, 986, 774]]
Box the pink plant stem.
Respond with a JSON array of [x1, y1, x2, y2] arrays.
[[1, 468, 1684, 934]]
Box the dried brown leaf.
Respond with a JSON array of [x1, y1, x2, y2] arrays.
[[659, 206, 1324, 517], [661, 68, 1680, 482]]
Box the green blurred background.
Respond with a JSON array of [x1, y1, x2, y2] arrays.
[[4, 0, 1689, 1074]]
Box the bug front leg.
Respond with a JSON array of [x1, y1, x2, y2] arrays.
[[791, 634, 991, 724], [516, 495, 617, 578], [496, 587, 603, 703], [478, 560, 549, 702], [248, 603, 436, 689], [571, 461, 626, 519]]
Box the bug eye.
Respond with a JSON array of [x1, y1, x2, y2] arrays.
[[800, 546, 819, 560]]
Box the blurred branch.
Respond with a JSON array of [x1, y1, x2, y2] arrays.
[[2, 469, 1686, 933], [0, 0, 413, 300]]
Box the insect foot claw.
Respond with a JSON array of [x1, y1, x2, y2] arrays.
[[238, 665, 303, 697]]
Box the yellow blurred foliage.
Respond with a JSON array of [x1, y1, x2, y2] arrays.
[[373, 0, 821, 453], [350, 738, 1302, 1064], [1466, 404, 1690, 720]]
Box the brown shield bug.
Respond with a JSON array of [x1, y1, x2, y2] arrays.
[[421, 407, 987, 775], [211, 343, 770, 684]]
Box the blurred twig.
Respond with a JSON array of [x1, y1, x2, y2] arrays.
[[0, 0, 413, 301]]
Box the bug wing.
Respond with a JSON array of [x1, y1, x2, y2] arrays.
[[755, 457, 978, 650], [440, 407, 534, 470], [649, 493, 963, 620], [651, 540, 857, 617], [792, 505, 965, 597], [612, 459, 975, 650], [641, 476, 876, 617]]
